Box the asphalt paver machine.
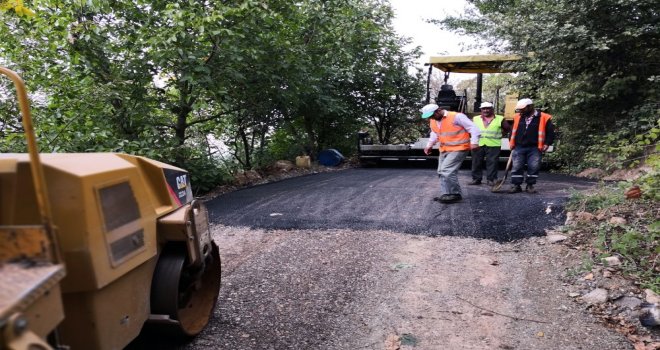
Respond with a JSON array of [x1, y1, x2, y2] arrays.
[[0, 67, 221, 350], [358, 54, 522, 164], [425, 54, 522, 116]]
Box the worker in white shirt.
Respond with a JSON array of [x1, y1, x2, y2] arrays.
[[421, 104, 480, 203]]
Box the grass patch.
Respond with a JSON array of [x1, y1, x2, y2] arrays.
[[567, 184, 659, 293], [566, 252, 595, 278], [567, 184, 625, 212], [400, 333, 418, 346]]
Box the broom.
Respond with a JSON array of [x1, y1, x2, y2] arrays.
[[491, 152, 513, 192]]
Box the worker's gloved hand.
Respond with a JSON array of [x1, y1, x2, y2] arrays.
[[424, 146, 432, 155]]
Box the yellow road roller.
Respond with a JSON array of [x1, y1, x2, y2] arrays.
[[0, 67, 221, 350]]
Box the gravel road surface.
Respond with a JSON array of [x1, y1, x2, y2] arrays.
[[130, 168, 631, 350]]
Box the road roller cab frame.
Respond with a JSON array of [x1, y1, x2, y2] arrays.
[[0, 67, 221, 350]]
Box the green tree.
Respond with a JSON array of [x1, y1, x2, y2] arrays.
[[1, 0, 281, 179], [437, 0, 660, 168], [352, 36, 425, 144], [1, 0, 426, 191]]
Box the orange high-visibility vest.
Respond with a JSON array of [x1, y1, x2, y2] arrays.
[[429, 112, 471, 152], [510, 111, 552, 151]]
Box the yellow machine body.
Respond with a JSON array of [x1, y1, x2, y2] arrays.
[[4, 153, 188, 292], [0, 68, 221, 350]]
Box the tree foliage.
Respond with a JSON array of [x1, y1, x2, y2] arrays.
[[437, 0, 659, 169], [352, 35, 426, 145], [0, 0, 424, 192]]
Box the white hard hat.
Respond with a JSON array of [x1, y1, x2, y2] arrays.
[[420, 104, 439, 119], [515, 98, 533, 109], [479, 102, 494, 109]]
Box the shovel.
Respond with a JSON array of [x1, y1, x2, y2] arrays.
[[491, 152, 513, 192]]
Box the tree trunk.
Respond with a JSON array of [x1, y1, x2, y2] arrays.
[[239, 127, 252, 170], [302, 110, 318, 159], [171, 80, 194, 165]]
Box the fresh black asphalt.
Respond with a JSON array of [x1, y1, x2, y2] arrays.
[[205, 167, 595, 243]]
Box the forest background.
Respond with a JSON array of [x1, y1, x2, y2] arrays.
[[0, 0, 658, 196]]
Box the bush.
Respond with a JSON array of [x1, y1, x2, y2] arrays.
[[558, 104, 659, 174], [595, 219, 659, 292]]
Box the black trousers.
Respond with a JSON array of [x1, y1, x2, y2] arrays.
[[471, 146, 501, 181]]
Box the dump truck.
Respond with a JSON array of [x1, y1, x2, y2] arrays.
[[0, 67, 221, 350], [358, 54, 526, 164]]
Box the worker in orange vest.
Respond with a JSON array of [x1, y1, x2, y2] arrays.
[[508, 98, 555, 193], [421, 104, 480, 203]]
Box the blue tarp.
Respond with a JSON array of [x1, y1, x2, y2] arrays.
[[318, 149, 344, 167]]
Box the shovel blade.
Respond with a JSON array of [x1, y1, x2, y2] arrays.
[[491, 179, 505, 192]]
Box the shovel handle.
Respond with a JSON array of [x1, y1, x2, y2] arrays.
[[504, 151, 513, 172], [491, 151, 514, 192]]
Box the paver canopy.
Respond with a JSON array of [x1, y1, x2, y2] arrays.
[[429, 54, 522, 73]]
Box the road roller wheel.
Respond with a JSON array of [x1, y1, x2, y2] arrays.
[[150, 242, 221, 336]]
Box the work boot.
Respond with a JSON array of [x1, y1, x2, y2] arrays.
[[440, 194, 462, 203], [486, 180, 496, 186], [525, 184, 537, 193], [468, 179, 482, 185], [433, 194, 451, 202], [508, 185, 522, 193]]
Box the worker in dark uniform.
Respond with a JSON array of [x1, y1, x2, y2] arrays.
[[508, 98, 555, 193]]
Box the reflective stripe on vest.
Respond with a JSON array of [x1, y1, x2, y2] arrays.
[[474, 115, 504, 147], [429, 112, 471, 152], [509, 111, 552, 151]]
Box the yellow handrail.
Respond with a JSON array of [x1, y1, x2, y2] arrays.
[[0, 67, 60, 263]]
